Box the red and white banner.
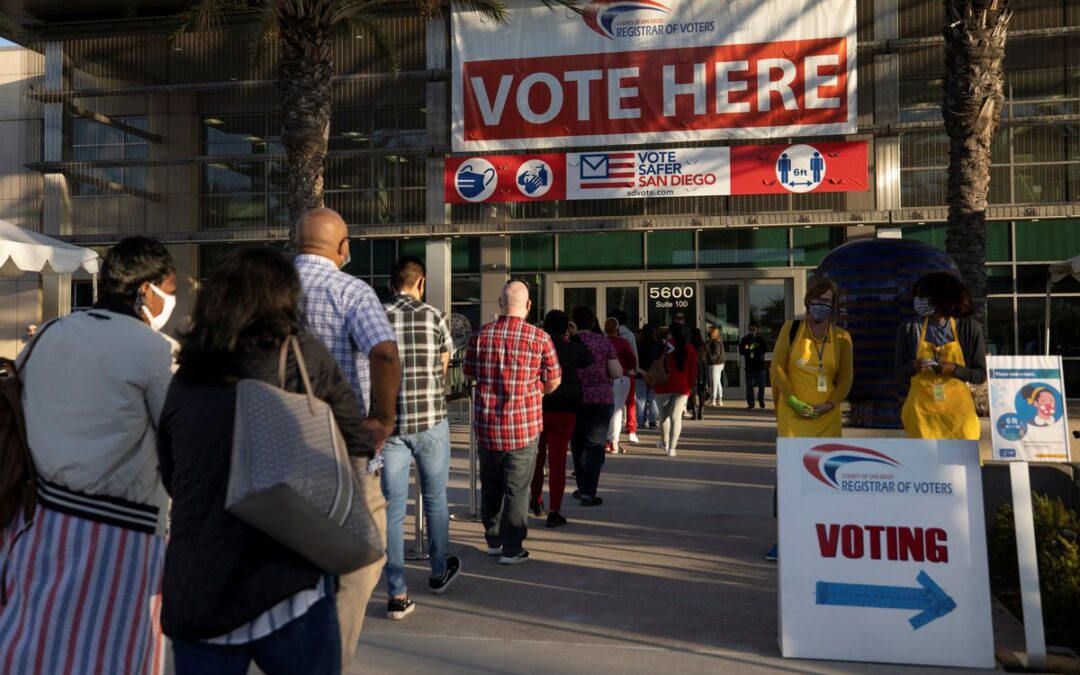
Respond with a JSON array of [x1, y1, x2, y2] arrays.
[[452, 0, 857, 151], [445, 140, 868, 204]]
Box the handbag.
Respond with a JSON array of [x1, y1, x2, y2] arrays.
[[226, 336, 386, 575], [643, 344, 670, 387]]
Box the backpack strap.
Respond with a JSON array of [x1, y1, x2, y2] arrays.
[[788, 319, 801, 346]]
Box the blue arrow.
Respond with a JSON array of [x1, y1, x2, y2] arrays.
[[787, 181, 814, 187], [815, 570, 957, 630]]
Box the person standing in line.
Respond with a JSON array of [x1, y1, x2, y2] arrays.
[[570, 305, 622, 506], [530, 310, 592, 527], [895, 272, 985, 440], [767, 278, 853, 561], [380, 256, 461, 621], [739, 323, 768, 410], [160, 248, 373, 675], [688, 327, 708, 420], [609, 309, 640, 444], [705, 326, 727, 408], [635, 323, 660, 429], [654, 322, 698, 457], [604, 317, 637, 454], [464, 281, 561, 564], [293, 207, 401, 666], [2, 237, 176, 675]]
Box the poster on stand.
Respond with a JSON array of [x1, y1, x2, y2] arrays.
[[987, 355, 1071, 462], [778, 438, 994, 669]]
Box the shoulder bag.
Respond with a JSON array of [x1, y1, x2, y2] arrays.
[[226, 336, 386, 575]]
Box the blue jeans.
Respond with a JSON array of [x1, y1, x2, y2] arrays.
[[172, 593, 340, 675], [381, 420, 451, 598], [635, 378, 658, 425], [746, 369, 766, 406]]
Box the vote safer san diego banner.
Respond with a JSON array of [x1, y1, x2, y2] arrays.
[[451, 0, 857, 152], [444, 140, 868, 204]]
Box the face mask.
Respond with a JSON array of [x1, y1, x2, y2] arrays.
[[807, 302, 832, 322], [341, 250, 351, 269], [914, 297, 935, 318], [1037, 398, 1055, 417], [141, 283, 176, 332]]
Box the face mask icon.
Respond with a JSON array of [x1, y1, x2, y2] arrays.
[[456, 164, 496, 200]]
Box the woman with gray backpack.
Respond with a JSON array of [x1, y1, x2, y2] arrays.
[[158, 247, 378, 675]]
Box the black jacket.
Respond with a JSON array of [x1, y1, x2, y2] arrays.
[[543, 335, 593, 413], [739, 334, 768, 372], [158, 332, 369, 641]]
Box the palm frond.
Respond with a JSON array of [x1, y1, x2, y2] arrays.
[[247, 2, 280, 65], [123, 0, 139, 19], [536, 0, 582, 16], [449, 0, 508, 23], [347, 15, 400, 74], [170, 0, 252, 42]]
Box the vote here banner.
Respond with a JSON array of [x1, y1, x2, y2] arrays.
[[451, 0, 857, 151], [444, 140, 868, 204]]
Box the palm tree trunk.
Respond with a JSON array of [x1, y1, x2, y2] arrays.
[[941, 0, 1011, 322], [278, 1, 335, 241]]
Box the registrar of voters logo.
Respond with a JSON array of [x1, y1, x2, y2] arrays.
[[776, 144, 827, 193], [583, 0, 669, 39], [802, 444, 956, 496], [454, 158, 497, 202]]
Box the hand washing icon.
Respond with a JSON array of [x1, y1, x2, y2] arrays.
[[455, 160, 497, 202]]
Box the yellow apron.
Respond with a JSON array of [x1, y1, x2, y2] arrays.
[[776, 321, 843, 438], [901, 318, 979, 440]]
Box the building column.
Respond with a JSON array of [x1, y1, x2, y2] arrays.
[[425, 238, 452, 315], [424, 18, 453, 317], [479, 236, 508, 323], [873, 0, 902, 231], [41, 41, 71, 320]]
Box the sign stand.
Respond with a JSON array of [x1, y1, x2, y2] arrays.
[[1008, 461, 1047, 669], [451, 386, 482, 523]]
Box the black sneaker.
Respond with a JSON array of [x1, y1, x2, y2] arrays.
[[429, 556, 461, 595], [746, 404, 755, 410], [546, 512, 567, 528], [530, 500, 546, 517], [572, 490, 582, 500], [580, 496, 604, 507], [759, 401, 766, 409], [386, 596, 416, 620], [499, 550, 529, 565]]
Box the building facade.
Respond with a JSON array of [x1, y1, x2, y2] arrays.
[[1, 0, 1079, 394]]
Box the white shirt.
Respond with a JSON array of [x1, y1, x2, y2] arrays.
[[19, 309, 173, 514]]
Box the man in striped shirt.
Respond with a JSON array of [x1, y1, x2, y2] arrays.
[[381, 256, 460, 620], [464, 281, 561, 565]]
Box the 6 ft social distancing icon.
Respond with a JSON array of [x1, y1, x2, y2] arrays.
[[777, 144, 826, 193]]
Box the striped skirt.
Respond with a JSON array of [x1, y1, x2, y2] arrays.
[[0, 506, 165, 675]]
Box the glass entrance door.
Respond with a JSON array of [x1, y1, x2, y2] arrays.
[[562, 283, 642, 330]]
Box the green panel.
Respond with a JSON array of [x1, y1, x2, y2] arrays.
[[397, 238, 427, 266], [558, 233, 643, 270], [792, 227, 844, 267], [342, 240, 371, 277], [509, 235, 555, 271], [986, 220, 1010, 262], [372, 240, 395, 275], [901, 223, 945, 250], [698, 228, 789, 268], [452, 238, 480, 273], [1016, 219, 1080, 262], [646, 231, 694, 269]]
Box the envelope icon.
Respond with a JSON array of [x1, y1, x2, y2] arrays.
[[580, 153, 609, 179]]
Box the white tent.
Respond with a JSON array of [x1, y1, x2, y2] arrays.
[[0, 219, 99, 278], [1044, 254, 1080, 355]]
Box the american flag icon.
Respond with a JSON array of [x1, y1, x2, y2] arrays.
[[578, 152, 636, 189]]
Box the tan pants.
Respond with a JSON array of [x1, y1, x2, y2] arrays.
[[338, 461, 389, 667]]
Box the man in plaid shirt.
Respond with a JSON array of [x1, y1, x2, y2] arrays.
[[464, 281, 561, 565], [294, 207, 400, 665], [380, 256, 460, 621]]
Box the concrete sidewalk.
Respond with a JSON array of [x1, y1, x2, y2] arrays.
[[348, 405, 995, 675]]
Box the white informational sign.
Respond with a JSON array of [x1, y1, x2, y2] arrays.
[[987, 355, 1072, 462], [778, 439, 994, 669], [566, 147, 730, 199], [452, 0, 857, 151]]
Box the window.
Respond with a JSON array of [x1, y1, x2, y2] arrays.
[[646, 231, 694, 269], [558, 233, 643, 271], [699, 229, 788, 268]]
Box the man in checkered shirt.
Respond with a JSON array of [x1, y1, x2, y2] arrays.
[[294, 207, 400, 665], [380, 256, 461, 621], [464, 280, 561, 565]]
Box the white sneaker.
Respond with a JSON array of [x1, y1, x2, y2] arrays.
[[628, 432, 640, 444], [666, 448, 677, 458]]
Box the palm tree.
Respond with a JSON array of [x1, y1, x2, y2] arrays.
[[941, 0, 1012, 322], [174, 0, 572, 241]]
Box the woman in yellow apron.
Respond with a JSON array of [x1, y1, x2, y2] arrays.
[[896, 272, 986, 440], [771, 278, 854, 438], [766, 278, 854, 561]]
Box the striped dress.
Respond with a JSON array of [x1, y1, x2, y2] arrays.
[[0, 508, 166, 675]]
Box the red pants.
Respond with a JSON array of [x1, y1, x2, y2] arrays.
[[531, 411, 576, 514], [625, 377, 637, 434]]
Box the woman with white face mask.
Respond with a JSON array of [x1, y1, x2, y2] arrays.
[[895, 272, 986, 440], [2, 237, 176, 674]]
